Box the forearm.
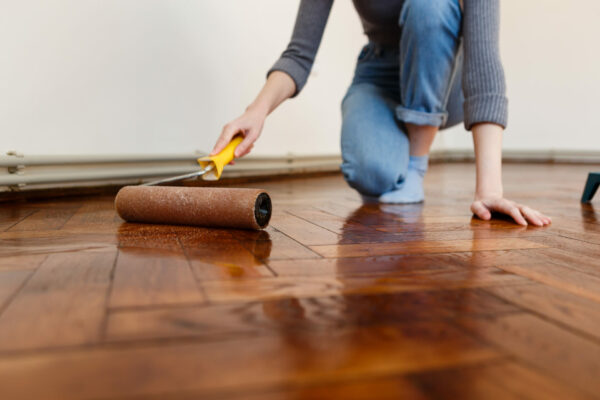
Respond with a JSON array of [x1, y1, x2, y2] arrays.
[[247, 71, 296, 117], [211, 71, 296, 157], [462, 0, 508, 130], [472, 123, 503, 198]]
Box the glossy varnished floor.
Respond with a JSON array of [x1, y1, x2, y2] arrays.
[[0, 163, 599, 400]]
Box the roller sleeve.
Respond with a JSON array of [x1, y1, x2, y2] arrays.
[[115, 186, 271, 230]]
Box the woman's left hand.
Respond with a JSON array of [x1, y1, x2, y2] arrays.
[[470, 196, 552, 226]]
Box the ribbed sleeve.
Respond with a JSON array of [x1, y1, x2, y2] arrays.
[[267, 0, 334, 97], [462, 0, 508, 130]]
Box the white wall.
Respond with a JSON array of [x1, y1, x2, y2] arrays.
[[0, 0, 364, 156], [1, 1, 599, 156], [441, 0, 600, 152]]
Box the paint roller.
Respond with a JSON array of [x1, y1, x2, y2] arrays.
[[115, 136, 272, 230]]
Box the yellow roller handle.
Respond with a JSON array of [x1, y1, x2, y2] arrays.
[[197, 135, 244, 181]]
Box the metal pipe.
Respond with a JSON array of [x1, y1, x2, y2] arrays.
[[0, 153, 202, 167], [0, 167, 198, 186], [0, 156, 342, 188], [0, 153, 343, 167]]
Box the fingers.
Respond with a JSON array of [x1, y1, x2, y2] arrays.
[[521, 206, 552, 226], [471, 201, 492, 221], [537, 211, 552, 225], [211, 123, 242, 156], [473, 196, 552, 227], [519, 205, 544, 226], [234, 130, 257, 158], [507, 205, 528, 226], [490, 199, 527, 226], [234, 144, 254, 159]]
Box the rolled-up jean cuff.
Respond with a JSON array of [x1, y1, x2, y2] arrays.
[[395, 106, 448, 127]]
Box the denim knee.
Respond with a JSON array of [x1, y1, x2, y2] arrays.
[[400, 0, 461, 37], [341, 160, 398, 197]]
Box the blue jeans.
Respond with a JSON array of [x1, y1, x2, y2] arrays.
[[341, 0, 463, 197]]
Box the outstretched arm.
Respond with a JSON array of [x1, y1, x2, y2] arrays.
[[211, 71, 295, 158], [470, 123, 551, 226], [211, 0, 334, 158]]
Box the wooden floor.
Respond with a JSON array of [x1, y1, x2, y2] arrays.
[[0, 162, 599, 400]]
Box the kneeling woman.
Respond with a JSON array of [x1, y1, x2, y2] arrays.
[[211, 0, 551, 226]]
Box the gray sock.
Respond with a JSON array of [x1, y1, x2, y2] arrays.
[[379, 155, 428, 204]]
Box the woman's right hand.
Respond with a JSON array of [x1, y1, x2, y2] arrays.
[[210, 105, 268, 160], [211, 70, 296, 160]]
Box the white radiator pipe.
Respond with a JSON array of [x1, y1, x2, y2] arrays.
[[1, 149, 598, 191], [0, 153, 342, 190]]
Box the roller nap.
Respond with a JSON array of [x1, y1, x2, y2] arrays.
[[115, 186, 271, 230]]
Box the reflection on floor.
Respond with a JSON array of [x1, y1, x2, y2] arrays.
[[0, 163, 599, 400]]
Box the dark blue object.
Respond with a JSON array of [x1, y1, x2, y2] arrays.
[[581, 172, 600, 203]]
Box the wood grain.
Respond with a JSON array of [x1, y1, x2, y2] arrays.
[[311, 238, 546, 258], [270, 211, 340, 245], [0, 208, 35, 231], [8, 204, 80, 232], [459, 313, 600, 397], [106, 289, 519, 342], [145, 377, 429, 400], [0, 323, 498, 400], [0, 164, 597, 399], [0, 250, 116, 351], [496, 263, 600, 303], [485, 284, 600, 340], [110, 247, 204, 308], [0, 270, 32, 310], [202, 267, 527, 303], [0, 254, 47, 271], [238, 227, 320, 261], [409, 360, 593, 400], [514, 247, 600, 278]]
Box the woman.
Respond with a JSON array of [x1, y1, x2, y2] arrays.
[[211, 0, 551, 226]]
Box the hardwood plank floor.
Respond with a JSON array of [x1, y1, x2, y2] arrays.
[[459, 313, 600, 397], [110, 247, 204, 308], [0, 250, 116, 352], [0, 323, 499, 400], [408, 360, 594, 400], [310, 237, 546, 258], [0, 163, 599, 399]]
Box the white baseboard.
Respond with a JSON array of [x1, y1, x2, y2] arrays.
[[0, 153, 342, 192], [1, 149, 599, 193]]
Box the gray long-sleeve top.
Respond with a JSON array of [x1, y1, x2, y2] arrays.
[[268, 0, 508, 130]]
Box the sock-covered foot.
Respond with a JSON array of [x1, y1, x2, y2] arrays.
[[379, 155, 428, 204]]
